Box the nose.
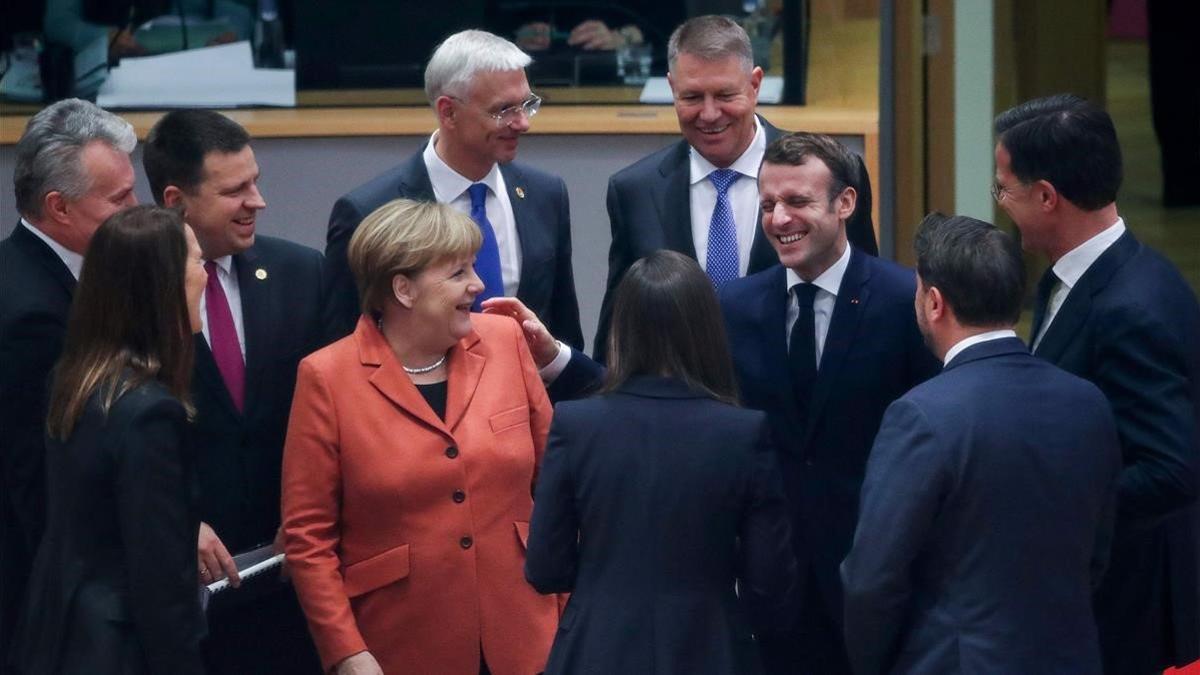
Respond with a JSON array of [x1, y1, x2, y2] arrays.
[[770, 202, 792, 226], [467, 267, 485, 295], [507, 109, 531, 133], [698, 96, 721, 122], [246, 183, 266, 210]]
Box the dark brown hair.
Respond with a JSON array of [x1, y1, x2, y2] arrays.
[[603, 250, 739, 405], [47, 205, 195, 439]]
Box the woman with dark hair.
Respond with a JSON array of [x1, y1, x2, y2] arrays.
[[523, 250, 797, 675], [18, 205, 208, 675]]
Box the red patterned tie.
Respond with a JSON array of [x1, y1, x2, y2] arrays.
[[204, 261, 245, 412]]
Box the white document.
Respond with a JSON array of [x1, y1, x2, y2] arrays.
[[639, 75, 784, 104], [98, 41, 295, 108]]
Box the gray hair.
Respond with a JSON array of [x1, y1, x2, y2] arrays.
[[423, 29, 532, 105], [667, 15, 753, 72], [14, 99, 137, 219]]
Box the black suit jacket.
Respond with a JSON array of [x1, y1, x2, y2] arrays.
[[525, 376, 797, 675], [0, 223, 75, 668], [322, 148, 584, 349], [719, 250, 939, 671], [192, 236, 325, 555], [594, 116, 878, 360], [842, 338, 1121, 674], [18, 381, 205, 675], [1032, 230, 1200, 673]]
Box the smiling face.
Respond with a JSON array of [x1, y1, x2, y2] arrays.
[[759, 158, 854, 280], [404, 254, 485, 350], [669, 52, 763, 168], [444, 69, 532, 174], [176, 145, 264, 260], [993, 141, 1049, 255]]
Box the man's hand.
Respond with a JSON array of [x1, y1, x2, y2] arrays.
[[481, 297, 559, 368], [198, 521, 241, 587], [567, 20, 619, 50], [335, 651, 383, 675]]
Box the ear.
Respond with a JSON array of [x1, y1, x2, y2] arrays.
[[435, 95, 457, 128], [926, 285, 947, 322], [162, 185, 185, 210], [1035, 179, 1058, 212], [43, 191, 71, 227], [392, 273, 416, 309], [748, 66, 764, 95], [834, 185, 857, 222]]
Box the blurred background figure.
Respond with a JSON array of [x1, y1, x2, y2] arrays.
[[17, 205, 207, 675], [525, 250, 796, 675], [283, 199, 558, 675]]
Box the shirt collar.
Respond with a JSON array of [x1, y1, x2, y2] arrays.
[[1051, 217, 1126, 290], [207, 254, 234, 276], [689, 116, 765, 185], [943, 329, 1019, 366], [21, 218, 83, 280], [423, 130, 502, 203], [785, 243, 852, 297]]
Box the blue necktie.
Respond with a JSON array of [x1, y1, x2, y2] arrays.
[[706, 168, 741, 288], [467, 183, 504, 310]]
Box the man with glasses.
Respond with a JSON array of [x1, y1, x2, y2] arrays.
[[995, 94, 1199, 675], [323, 29, 583, 349]]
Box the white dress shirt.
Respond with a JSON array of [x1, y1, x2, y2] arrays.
[[200, 255, 246, 359], [689, 118, 766, 277], [1032, 217, 1126, 350], [784, 244, 852, 368], [423, 132, 521, 297], [21, 219, 83, 280], [943, 329, 1019, 366]]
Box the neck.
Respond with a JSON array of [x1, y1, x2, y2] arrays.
[[1046, 203, 1119, 262], [936, 322, 1012, 361], [379, 313, 451, 373], [434, 131, 492, 182], [27, 217, 86, 255]]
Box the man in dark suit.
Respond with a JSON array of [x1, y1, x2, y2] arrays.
[[0, 98, 137, 672], [994, 94, 1200, 675], [143, 109, 323, 673], [593, 15, 877, 361], [720, 132, 939, 674], [323, 29, 583, 348], [841, 213, 1122, 674]]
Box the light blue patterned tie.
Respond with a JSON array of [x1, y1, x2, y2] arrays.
[[706, 168, 741, 288], [467, 183, 504, 310]]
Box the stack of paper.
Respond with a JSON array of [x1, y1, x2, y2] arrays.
[[98, 41, 294, 108]]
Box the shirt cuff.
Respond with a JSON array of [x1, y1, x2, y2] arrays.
[[539, 341, 571, 384]]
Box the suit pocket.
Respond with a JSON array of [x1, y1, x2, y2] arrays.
[[341, 543, 410, 598], [489, 405, 530, 434], [514, 521, 530, 550]]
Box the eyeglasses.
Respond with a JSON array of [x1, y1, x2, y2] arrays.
[[454, 94, 542, 128], [990, 180, 1028, 203]]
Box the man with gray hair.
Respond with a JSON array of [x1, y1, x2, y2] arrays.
[[0, 98, 137, 670], [323, 29, 583, 350], [592, 14, 878, 361]]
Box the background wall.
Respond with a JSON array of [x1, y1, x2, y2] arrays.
[[1, 131, 867, 354]]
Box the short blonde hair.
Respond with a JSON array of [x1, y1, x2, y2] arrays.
[[348, 199, 482, 316]]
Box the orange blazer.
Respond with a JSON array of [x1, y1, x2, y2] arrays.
[[282, 314, 557, 674]]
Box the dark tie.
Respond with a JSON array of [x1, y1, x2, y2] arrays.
[[706, 168, 741, 288], [1030, 267, 1059, 344], [204, 261, 245, 412], [467, 183, 504, 310], [789, 283, 819, 418]]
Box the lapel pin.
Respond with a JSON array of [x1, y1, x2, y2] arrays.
[[850, 298, 859, 304], [515, 187, 526, 199], [255, 268, 268, 281]]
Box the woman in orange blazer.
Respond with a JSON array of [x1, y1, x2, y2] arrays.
[[282, 199, 557, 675]]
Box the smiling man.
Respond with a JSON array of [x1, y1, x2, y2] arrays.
[[591, 15, 878, 362], [143, 109, 325, 674], [322, 29, 583, 350], [719, 132, 938, 675]]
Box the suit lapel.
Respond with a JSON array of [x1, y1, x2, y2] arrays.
[[359, 320, 451, 436], [397, 147, 436, 201], [233, 248, 268, 416], [803, 249, 869, 446], [756, 267, 805, 434], [443, 330, 486, 432], [1033, 232, 1138, 363], [193, 334, 240, 418], [658, 142, 698, 259], [747, 118, 784, 274], [12, 223, 76, 298], [499, 163, 536, 296]]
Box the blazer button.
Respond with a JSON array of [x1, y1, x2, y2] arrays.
[[452, 490, 466, 503], [445, 446, 459, 459], [460, 536, 473, 549]]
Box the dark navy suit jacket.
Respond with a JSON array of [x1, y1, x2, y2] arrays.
[[322, 148, 584, 350], [0, 223, 75, 669], [1032, 230, 1200, 673], [593, 116, 878, 361], [841, 337, 1121, 675], [719, 249, 939, 670], [525, 376, 797, 675]]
